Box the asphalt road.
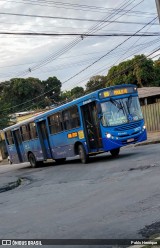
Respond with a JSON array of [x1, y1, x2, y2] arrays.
[[0, 144, 160, 245]]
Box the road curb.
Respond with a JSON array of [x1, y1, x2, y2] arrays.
[[135, 140, 160, 147]]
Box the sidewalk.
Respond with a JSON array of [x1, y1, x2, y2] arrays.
[[0, 158, 8, 166], [136, 131, 160, 146]]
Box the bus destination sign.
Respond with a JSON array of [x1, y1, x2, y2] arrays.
[[113, 88, 128, 95], [99, 86, 136, 99]]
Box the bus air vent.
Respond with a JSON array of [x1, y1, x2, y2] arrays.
[[114, 121, 141, 131]]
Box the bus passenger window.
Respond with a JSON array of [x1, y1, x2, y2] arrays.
[[63, 110, 71, 130], [62, 106, 80, 130], [21, 125, 30, 141], [48, 112, 63, 134], [70, 106, 80, 128], [29, 122, 38, 139], [5, 130, 14, 145]]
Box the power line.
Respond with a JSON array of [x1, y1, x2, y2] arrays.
[[1, 36, 159, 113], [66, 37, 160, 89], [0, 37, 158, 71], [11, 0, 135, 77], [13, 46, 160, 114], [0, 12, 158, 26], [0, 0, 150, 111], [0, 32, 159, 36], [0, 0, 149, 105], [4, 0, 156, 16]]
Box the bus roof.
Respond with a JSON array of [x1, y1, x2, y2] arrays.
[[3, 84, 136, 131]]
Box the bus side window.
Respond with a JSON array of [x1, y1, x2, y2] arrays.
[[5, 130, 14, 145], [21, 125, 31, 141], [63, 106, 80, 130], [63, 110, 71, 130], [48, 112, 63, 134], [70, 106, 80, 128], [29, 122, 38, 139]]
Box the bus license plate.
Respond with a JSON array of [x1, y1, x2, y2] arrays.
[[127, 138, 134, 143]]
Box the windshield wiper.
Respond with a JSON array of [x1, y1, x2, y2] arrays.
[[126, 96, 132, 114], [110, 98, 123, 110], [110, 98, 126, 116], [128, 96, 132, 108], [111, 98, 123, 109]]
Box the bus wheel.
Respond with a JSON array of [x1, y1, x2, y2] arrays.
[[78, 144, 89, 164], [28, 153, 38, 168], [110, 148, 120, 157], [55, 158, 66, 165]]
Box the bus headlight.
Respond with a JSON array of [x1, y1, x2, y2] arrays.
[[142, 125, 146, 131], [106, 133, 111, 138]]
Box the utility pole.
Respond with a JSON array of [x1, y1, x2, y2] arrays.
[[156, 0, 160, 23]]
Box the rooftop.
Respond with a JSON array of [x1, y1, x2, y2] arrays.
[[138, 87, 160, 98]]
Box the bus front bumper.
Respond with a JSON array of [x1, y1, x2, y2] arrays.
[[102, 129, 147, 151]]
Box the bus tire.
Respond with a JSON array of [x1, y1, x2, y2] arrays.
[[78, 144, 89, 164], [28, 153, 39, 168], [110, 148, 120, 157], [55, 158, 66, 165]]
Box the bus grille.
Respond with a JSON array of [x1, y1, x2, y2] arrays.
[[114, 121, 141, 131]]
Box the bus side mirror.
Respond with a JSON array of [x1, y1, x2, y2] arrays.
[[98, 114, 103, 120]]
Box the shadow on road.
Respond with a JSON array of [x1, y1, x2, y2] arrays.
[[16, 151, 136, 172]]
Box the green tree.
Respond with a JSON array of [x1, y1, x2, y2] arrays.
[[106, 55, 156, 88], [1, 76, 62, 112], [85, 75, 106, 93], [154, 59, 160, 86], [2, 77, 43, 110], [106, 59, 135, 86], [60, 90, 72, 102], [133, 55, 155, 87], [0, 99, 10, 129], [42, 76, 62, 105], [71, 86, 84, 99]]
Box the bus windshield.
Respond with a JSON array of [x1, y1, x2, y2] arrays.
[[101, 96, 143, 126]]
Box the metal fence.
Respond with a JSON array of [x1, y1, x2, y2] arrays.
[[141, 102, 160, 132]]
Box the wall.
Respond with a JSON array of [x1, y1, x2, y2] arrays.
[[141, 102, 160, 132]]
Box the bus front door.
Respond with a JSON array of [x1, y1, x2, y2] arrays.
[[81, 101, 103, 152], [12, 129, 24, 163], [37, 120, 52, 160]]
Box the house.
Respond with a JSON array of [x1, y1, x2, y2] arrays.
[[9, 110, 45, 124], [138, 87, 160, 105]]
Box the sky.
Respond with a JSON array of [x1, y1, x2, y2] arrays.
[[0, 0, 159, 91]]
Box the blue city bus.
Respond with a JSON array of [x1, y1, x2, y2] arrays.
[[3, 84, 147, 167]]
